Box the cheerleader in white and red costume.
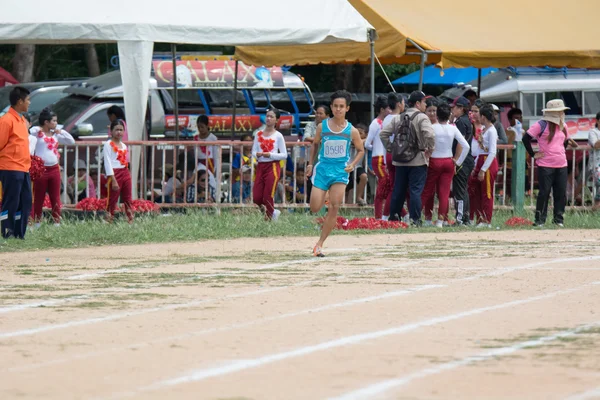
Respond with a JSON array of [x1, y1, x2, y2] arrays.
[[104, 119, 133, 223], [30, 108, 74, 225]]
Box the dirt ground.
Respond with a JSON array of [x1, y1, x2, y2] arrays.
[[1, 230, 600, 400]]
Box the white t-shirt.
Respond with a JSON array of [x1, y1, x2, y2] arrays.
[[364, 118, 385, 157], [251, 130, 288, 162], [477, 125, 498, 172], [431, 123, 470, 166]]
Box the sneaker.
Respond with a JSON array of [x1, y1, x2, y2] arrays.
[[476, 222, 492, 228], [533, 222, 544, 227], [272, 209, 281, 221], [382, 215, 389, 221], [53, 223, 61, 227], [313, 244, 325, 257], [423, 220, 433, 227], [435, 220, 444, 228], [555, 223, 564, 228]]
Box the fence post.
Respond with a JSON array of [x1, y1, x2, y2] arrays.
[[511, 142, 525, 214]]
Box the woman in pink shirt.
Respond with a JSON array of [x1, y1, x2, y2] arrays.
[[523, 99, 577, 227]]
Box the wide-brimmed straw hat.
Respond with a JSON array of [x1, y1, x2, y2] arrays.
[[542, 99, 570, 112]]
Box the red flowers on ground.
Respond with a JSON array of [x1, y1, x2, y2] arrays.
[[316, 216, 408, 231], [504, 216, 533, 226], [75, 198, 159, 214]]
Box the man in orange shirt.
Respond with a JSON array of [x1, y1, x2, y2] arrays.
[[0, 87, 32, 239]]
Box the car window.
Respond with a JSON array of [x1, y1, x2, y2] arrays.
[[51, 96, 93, 128], [82, 109, 114, 136], [29, 91, 68, 114]]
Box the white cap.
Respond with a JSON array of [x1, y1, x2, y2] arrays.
[[491, 104, 500, 112]]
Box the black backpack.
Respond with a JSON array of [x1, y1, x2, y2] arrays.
[[392, 112, 422, 163]]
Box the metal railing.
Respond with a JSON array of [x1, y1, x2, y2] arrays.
[[55, 141, 596, 211], [494, 144, 595, 210], [56, 141, 370, 209]]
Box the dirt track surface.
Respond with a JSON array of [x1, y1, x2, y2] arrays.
[[1, 230, 600, 400]]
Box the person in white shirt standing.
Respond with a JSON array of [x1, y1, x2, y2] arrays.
[[422, 103, 470, 227], [252, 108, 287, 221], [194, 115, 219, 176], [468, 104, 499, 227], [104, 119, 133, 223], [364, 96, 390, 219], [30, 108, 74, 226]]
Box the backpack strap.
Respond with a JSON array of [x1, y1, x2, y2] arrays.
[[536, 120, 547, 138]]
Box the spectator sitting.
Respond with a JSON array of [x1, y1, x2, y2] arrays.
[[237, 165, 253, 203], [231, 134, 255, 203], [186, 169, 215, 204], [157, 163, 183, 204], [285, 167, 307, 203], [68, 159, 97, 203]]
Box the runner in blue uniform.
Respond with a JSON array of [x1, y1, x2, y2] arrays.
[[306, 90, 365, 257]]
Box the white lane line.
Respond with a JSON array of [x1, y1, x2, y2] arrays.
[[0, 253, 360, 313], [0, 251, 363, 288], [0, 296, 88, 314], [8, 282, 442, 373], [330, 321, 600, 400], [566, 386, 600, 400], [0, 258, 421, 340], [111, 281, 599, 398], [2, 254, 598, 340]]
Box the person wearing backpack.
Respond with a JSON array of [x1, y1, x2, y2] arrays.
[[522, 99, 578, 227], [380, 91, 435, 226]]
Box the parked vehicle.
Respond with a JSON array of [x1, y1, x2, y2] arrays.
[[0, 79, 85, 113], [36, 59, 315, 140], [1, 85, 71, 118]]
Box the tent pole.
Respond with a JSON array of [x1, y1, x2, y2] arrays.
[[370, 34, 375, 121], [231, 59, 239, 137], [477, 68, 482, 97], [418, 51, 427, 91], [172, 44, 179, 141]]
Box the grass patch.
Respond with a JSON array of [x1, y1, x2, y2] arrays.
[[1, 209, 599, 253]]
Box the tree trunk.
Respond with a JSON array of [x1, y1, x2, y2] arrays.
[[354, 65, 371, 93], [84, 44, 101, 77], [12, 44, 36, 83], [334, 65, 354, 92]]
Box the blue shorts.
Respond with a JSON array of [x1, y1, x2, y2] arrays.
[[311, 162, 349, 191]]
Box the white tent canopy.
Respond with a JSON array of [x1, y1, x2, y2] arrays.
[[0, 0, 373, 196]]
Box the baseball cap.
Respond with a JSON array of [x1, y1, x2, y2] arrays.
[[408, 90, 426, 105], [491, 104, 500, 112], [451, 96, 470, 108]]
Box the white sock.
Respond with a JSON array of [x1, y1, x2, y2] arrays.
[[382, 215, 389, 221]]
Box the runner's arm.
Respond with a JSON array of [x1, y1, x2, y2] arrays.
[[306, 125, 322, 176]]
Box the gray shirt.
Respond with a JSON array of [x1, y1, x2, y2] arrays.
[[494, 121, 508, 144], [380, 108, 436, 167]]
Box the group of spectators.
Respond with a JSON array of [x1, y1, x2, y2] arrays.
[[2, 84, 600, 238]]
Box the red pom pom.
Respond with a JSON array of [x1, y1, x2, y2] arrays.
[[29, 155, 45, 181]]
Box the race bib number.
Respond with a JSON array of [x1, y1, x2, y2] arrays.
[[323, 140, 347, 158]]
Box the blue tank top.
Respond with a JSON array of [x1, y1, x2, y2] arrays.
[[318, 119, 353, 165]]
